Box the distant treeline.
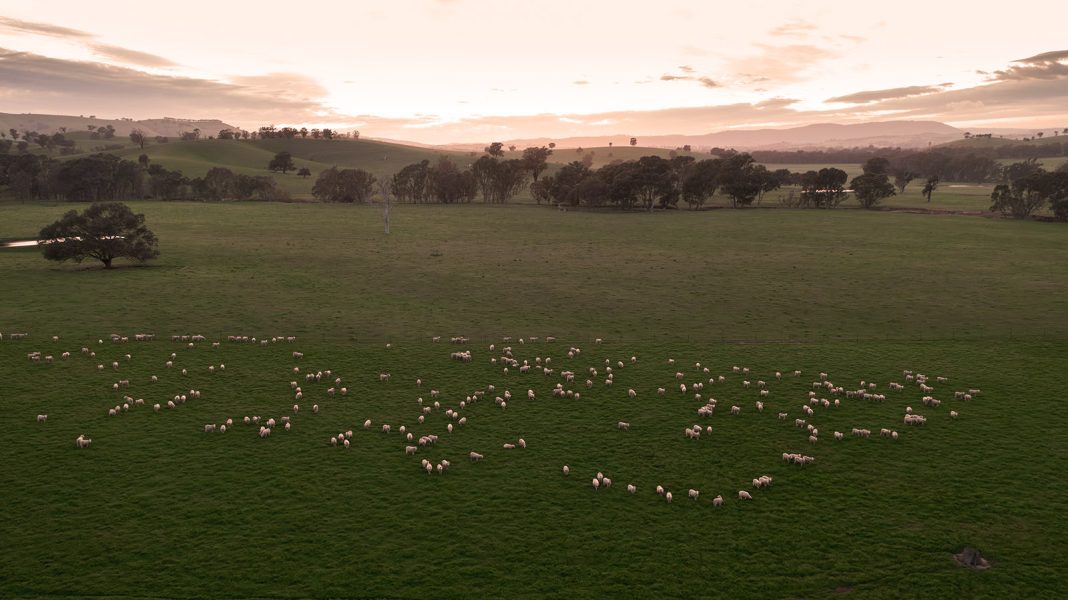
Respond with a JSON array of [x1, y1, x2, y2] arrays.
[[0, 153, 288, 202], [751, 142, 1067, 165]]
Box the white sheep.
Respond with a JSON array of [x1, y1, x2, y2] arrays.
[[738, 490, 753, 500], [36, 414, 48, 423], [627, 484, 636, 494], [712, 495, 723, 507], [688, 489, 699, 501]]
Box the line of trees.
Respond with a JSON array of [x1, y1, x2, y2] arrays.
[[0, 153, 288, 202]]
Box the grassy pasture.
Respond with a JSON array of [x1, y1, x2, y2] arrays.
[[1, 203, 1067, 599]]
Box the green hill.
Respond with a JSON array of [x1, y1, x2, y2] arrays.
[[62, 138, 478, 198]]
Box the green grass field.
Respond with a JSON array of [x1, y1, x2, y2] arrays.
[[2, 203, 1067, 599]]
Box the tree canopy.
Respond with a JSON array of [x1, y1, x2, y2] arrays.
[[39, 202, 159, 269]]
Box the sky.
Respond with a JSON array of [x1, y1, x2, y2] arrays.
[[1, 0, 1067, 144]]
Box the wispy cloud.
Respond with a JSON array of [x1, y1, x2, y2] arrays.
[[989, 49, 1068, 81], [89, 44, 176, 68], [0, 16, 91, 38], [0, 16, 179, 69], [826, 83, 953, 104], [728, 43, 839, 83], [0, 48, 334, 123], [769, 20, 817, 38], [660, 71, 718, 88]]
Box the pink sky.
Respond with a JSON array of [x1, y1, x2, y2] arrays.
[[1, 1, 1066, 144]]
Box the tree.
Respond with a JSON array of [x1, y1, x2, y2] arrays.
[[508, 145, 516, 152], [38, 202, 159, 269], [484, 142, 505, 157], [312, 167, 376, 203], [548, 142, 556, 149], [851, 173, 896, 209], [268, 151, 296, 174], [138, 154, 150, 169], [922, 176, 939, 202], [299, 127, 308, 139], [129, 128, 146, 149], [297, 167, 312, 178], [889, 164, 916, 193], [629, 137, 637, 146], [681, 158, 721, 209], [861, 157, 890, 176], [199, 167, 236, 200], [521, 146, 553, 183], [718, 153, 764, 208], [799, 168, 849, 208]]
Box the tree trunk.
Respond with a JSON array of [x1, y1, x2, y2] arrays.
[[103, 258, 113, 269]]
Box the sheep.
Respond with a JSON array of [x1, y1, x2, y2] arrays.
[[617, 421, 630, 431], [75, 435, 92, 448], [220, 424, 227, 433], [738, 490, 753, 500], [834, 431, 844, 440], [950, 410, 959, 418], [712, 495, 723, 507], [469, 451, 484, 461], [518, 438, 527, 448], [688, 489, 700, 501], [602, 477, 612, 488], [343, 439, 350, 448], [204, 424, 216, 433], [665, 492, 673, 503], [405, 445, 418, 455], [503, 443, 516, 449], [381, 424, 391, 434], [731, 405, 741, 415], [284, 422, 291, 431], [592, 478, 601, 490], [656, 485, 665, 496], [563, 465, 570, 476], [778, 412, 788, 420], [627, 484, 637, 494]]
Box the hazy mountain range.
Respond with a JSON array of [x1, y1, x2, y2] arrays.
[[0, 113, 1044, 151]]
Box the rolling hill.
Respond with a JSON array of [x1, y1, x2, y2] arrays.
[[0, 112, 238, 138]]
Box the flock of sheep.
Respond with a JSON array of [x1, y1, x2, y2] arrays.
[[6, 331, 979, 510]]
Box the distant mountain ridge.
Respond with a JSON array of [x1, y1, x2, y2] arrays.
[[0, 113, 239, 138], [434, 121, 965, 152]]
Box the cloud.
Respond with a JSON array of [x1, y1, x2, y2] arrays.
[[769, 20, 817, 38], [0, 16, 180, 69], [660, 72, 718, 88], [572, 79, 589, 85], [90, 44, 176, 68], [989, 49, 1068, 80], [0, 48, 335, 124], [678, 65, 694, 73], [826, 83, 953, 104], [0, 16, 91, 38], [728, 43, 839, 82]]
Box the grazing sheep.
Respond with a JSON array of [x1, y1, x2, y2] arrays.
[[617, 421, 630, 431], [738, 490, 753, 500], [627, 484, 637, 494], [503, 443, 516, 449], [665, 492, 673, 503], [405, 446, 418, 455], [563, 465, 570, 476], [284, 422, 291, 431], [731, 405, 740, 415], [712, 495, 723, 507], [75, 435, 92, 448], [343, 439, 350, 448], [382, 424, 391, 434], [602, 477, 612, 488], [36, 414, 48, 423], [592, 478, 601, 490], [656, 485, 665, 496], [688, 489, 700, 501], [469, 451, 483, 461], [518, 438, 526, 448]]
